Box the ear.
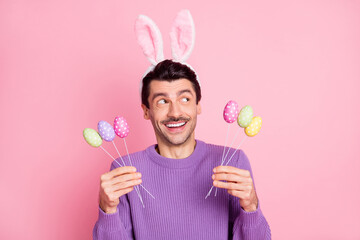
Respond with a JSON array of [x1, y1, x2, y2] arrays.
[[141, 104, 150, 120], [196, 102, 202, 115], [170, 9, 195, 62], [135, 14, 165, 65]]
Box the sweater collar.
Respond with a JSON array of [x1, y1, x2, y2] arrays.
[[145, 139, 206, 169]]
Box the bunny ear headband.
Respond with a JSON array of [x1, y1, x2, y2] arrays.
[[134, 9, 200, 95]]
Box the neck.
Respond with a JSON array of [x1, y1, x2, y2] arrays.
[[156, 134, 196, 159]]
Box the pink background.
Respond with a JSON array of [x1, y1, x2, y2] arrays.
[[1, 0, 359, 239]]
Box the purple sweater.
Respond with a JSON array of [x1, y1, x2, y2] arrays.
[[93, 140, 271, 239]]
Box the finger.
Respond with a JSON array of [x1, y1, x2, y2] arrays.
[[212, 173, 252, 184], [113, 178, 142, 192], [110, 172, 142, 185], [227, 189, 252, 200], [110, 186, 135, 201], [101, 166, 137, 181], [114, 186, 135, 199], [213, 180, 252, 191], [213, 166, 251, 177], [101, 172, 141, 192], [111, 166, 137, 177]]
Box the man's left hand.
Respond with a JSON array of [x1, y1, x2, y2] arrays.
[[212, 166, 258, 212]]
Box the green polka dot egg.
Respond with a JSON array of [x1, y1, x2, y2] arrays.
[[83, 128, 103, 147], [237, 105, 253, 128]]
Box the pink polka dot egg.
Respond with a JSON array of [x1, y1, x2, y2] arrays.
[[223, 100, 239, 123], [114, 116, 130, 138]]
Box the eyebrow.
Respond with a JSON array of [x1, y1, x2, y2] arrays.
[[151, 89, 194, 102]]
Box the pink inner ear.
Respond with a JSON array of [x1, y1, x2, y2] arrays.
[[170, 10, 195, 62], [135, 15, 164, 65]]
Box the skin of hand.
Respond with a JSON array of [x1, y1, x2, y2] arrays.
[[99, 166, 142, 214], [212, 166, 258, 212]]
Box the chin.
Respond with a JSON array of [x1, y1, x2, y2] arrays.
[[163, 133, 193, 146], [155, 119, 197, 146]]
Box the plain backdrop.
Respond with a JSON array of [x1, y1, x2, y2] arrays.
[[1, 0, 359, 239]]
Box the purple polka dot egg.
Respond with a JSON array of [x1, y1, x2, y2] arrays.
[[97, 120, 115, 142], [114, 116, 130, 138], [223, 100, 239, 123]]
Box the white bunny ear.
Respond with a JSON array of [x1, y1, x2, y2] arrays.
[[135, 14, 165, 65], [170, 9, 195, 62]]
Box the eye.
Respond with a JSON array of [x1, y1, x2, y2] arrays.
[[181, 97, 189, 102], [157, 99, 166, 104]]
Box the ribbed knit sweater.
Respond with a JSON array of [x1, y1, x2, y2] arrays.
[[93, 140, 271, 239]]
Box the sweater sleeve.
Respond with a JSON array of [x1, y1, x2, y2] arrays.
[[93, 161, 134, 240], [229, 150, 272, 240]]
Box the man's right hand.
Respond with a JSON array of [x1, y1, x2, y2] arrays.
[[99, 166, 142, 214]]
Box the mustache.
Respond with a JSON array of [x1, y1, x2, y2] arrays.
[[161, 117, 190, 125]]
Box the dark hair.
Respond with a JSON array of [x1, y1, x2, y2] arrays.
[[141, 59, 201, 108]]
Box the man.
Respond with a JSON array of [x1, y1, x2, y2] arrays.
[[93, 60, 271, 239]]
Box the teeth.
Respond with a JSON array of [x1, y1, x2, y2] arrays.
[[166, 122, 186, 128]]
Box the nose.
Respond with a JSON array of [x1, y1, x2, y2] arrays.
[[167, 101, 182, 119]]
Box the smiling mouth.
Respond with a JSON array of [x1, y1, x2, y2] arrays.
[[165, 121, 187, 128]]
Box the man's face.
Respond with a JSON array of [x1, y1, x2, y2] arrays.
[[141, 78, 201, 146]]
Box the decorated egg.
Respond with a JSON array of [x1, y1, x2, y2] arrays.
[[244, 117, 262, 137], [114, 116, 130, 138], [237, 105, 253, 128], [98, 120, 115, 142], [83, 128, 103, 147], [223, 100, 239, 123]]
